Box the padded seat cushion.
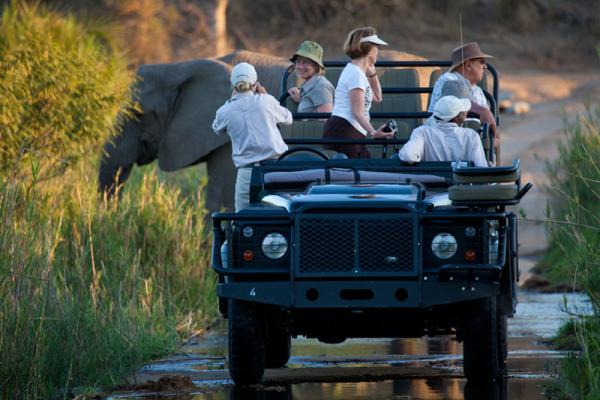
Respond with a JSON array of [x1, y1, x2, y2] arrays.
[[449, 184, 518, 201], [453, 168, 520, 184], [264, 169, 447, 185]]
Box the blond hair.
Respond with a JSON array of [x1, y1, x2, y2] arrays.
[[235, 81, 252, 92], [343, 27, 377, 59]]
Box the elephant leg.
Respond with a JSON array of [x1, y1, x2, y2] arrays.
[[98, 120, 144, 196], [205, 142, 236, 213]]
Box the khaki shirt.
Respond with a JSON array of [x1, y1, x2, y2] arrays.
[[212, 91, 292, 168]]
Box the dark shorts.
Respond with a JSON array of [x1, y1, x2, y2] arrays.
[[322, 116, 371, 159]]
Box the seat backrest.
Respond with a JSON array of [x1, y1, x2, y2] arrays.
[[324, 68, 343, 88], [371, 68, 422, 137], [279, 119, 325, 140], [368, 68, 421, 158]]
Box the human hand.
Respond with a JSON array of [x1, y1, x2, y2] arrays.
[[288, 87, 300, 102], [479, 108, 497, 132], [371, 123, 395, 139], [254, 82, 267, 94], [366, 65, 377, 78]]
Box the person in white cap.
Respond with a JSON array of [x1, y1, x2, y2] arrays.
[[399, 95, 488, 167], [427, 42, 497, 140], [322, 26, 395, 158], [212, 62, 292, 211]]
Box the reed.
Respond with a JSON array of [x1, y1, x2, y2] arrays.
[[544, 107, 600, 399], [0, 162, 216, 399]]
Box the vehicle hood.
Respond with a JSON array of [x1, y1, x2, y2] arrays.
[[261, 184, 423, 212]]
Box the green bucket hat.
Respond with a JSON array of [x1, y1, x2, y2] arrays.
[[290, 40, 325, 70]]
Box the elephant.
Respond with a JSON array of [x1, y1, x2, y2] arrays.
[[99, 50, 291, 213]]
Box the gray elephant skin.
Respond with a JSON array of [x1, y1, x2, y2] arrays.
[[99, 51, 290, 212]]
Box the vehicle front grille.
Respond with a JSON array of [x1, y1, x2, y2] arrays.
[[297, 214, 416, 276]]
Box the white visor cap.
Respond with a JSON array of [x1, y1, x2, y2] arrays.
[[231, 62, 257, 86], [433, 95, 471, 122], [359, 34, 388, 46]]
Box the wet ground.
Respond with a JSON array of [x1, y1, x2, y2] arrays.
[[105, 290, 589, 400]]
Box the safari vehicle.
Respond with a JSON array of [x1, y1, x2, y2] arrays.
[[211, 60, 532, 385]]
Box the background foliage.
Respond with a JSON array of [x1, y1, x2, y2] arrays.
[[0, 1, 134, 180]]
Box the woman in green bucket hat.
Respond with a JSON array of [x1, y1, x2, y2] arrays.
[[288, 40, 334, 113]]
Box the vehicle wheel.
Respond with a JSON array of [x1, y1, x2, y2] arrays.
[[228, 299, 265, 385], [497, 310, 508, 373], [217, 275, 228, 318], [462, 297, 499, 380], [265, 321, 291, 368]]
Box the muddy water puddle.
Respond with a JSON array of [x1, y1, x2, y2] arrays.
[[107, 291, 589, 400]]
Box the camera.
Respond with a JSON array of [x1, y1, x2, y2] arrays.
[[383, 119, 397, 133]]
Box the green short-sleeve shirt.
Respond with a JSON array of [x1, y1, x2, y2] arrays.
[[298, 75, 335, 112]]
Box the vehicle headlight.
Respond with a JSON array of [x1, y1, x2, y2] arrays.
[[431, 233, 458, 259], [220, 240, 229, 268], [261, 233, 288, 259]]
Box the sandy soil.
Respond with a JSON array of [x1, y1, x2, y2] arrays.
[[498, 69, 600, 283]]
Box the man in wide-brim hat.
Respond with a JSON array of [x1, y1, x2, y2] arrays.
[[426, 42, 497, 144]]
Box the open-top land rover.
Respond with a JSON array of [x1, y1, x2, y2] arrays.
[[211, 60, 532, 385]]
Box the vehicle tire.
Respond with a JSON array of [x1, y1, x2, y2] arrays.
[[228, 299, 265, 385], [218, 296, 228, 317], [462, 296, 499, 380], [265, 322, 291, 368], [497, 310, 508, 372]]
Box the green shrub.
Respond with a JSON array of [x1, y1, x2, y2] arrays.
[[0, 1, 134, 180]]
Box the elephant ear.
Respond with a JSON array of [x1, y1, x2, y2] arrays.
[[158, 59, 232, 171]]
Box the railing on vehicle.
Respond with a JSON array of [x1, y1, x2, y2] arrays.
[[278, 60, 499, 162]]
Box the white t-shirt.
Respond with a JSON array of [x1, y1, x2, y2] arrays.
[[398, 121, 488, 167], [331, 63, 372, 135], [212, 91, 292, 168]]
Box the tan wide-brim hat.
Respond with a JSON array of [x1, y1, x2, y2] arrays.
[[449, 42, 493, 71], [290, 40, 325, 70]]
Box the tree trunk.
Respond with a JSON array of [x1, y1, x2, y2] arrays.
[[198, 0, 230, 56]]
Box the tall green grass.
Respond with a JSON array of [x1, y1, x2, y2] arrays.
[[0, 161, 217, 399], [543, 107, 600, 399]]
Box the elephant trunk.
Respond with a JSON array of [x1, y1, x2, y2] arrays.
[[98, 119, 144, 196]]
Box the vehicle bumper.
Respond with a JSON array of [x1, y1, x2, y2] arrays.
[[217, 280, 500, 308]]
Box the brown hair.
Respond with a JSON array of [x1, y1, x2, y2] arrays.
[[343, 27, 377, 59], [292, 56, 324, 75]]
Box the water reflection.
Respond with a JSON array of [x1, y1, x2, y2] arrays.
[[463, 378, 507, 400], [219, 378, 508, 400]]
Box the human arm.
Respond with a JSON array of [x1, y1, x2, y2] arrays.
[[316, 103, 333, 113], [470, 133, 488, 167], [398, 130, 425, 163], [266, 94, 293, 125], [309, 79, 334, 113], [366, 65, 382, 103], [349, 88, 393, 138], [211, 107, 228, 136]]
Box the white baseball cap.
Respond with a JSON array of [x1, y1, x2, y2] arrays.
[[433, 95, 471, 122], [359, 34, 388, 46], [230, 62, 257, 86]]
